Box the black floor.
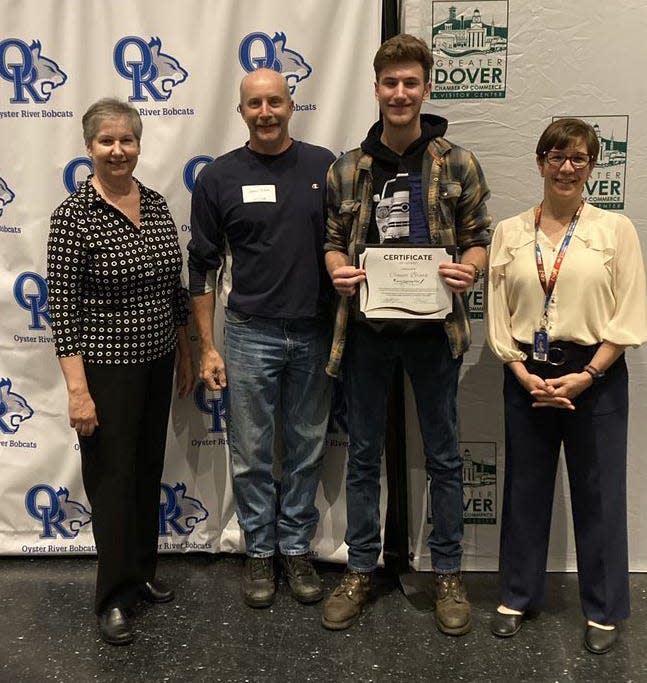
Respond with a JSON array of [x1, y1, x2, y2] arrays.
[[1, 555, 645, 682]]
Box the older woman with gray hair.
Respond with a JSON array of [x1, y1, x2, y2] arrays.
[[47, 98, 193, 645]]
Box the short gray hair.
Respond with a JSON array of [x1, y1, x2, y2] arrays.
[[81, 98, 143, 145]]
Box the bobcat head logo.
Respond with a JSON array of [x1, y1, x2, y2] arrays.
[[113, 35, 188, 102], [0, 176, 15, 217], [159, 482, 209, 536], [239, 31, 312, 95], [56, 487, 92, 533], [0, 378, 34, 434], [28, 40, 67, 99], [148, 37, 188, 98], [270, 32, 312, 94]]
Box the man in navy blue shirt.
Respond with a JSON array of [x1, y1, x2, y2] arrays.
[[188, 68, 335, 609]]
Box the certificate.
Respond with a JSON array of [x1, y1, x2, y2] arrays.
[[358, 245, 454, 320]]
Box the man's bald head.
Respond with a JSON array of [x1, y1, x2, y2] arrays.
[[239, 68, 294, 155], [239, 68, 291, 105]]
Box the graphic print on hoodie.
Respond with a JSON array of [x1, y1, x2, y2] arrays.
[[363, 113, 449, 245]]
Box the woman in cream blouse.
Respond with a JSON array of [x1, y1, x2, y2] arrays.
[[487, 118, 647, 654]]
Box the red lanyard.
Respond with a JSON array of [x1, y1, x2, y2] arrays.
[[533, 201, 584, 323]]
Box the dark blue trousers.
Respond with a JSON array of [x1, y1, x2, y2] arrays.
[[500, 349, 630, 624]]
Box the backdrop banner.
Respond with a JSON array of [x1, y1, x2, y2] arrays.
[[6, 0, 645, 575], [402, 0, 647, 571], [0, 0, 382, 561]]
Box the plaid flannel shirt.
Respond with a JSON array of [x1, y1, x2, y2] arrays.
[[324, 136, 491, 377]]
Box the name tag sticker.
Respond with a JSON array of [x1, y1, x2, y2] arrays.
[[242, 185, 276, 203]]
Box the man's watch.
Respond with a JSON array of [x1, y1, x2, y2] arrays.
[[583, 364, 605, 381], [466, 262, 482, 282]]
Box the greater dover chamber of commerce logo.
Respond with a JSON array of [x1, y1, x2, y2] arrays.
[[426, 442, 497, 525], [239, 31, 316, 109], [461, 443, 497, 525], [467, 279, 484, 321], [430, 1, 509, 99], [555, 115, 628, 210]]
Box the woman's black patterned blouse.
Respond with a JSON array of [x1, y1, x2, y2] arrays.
[[47, 178, 188, 364]]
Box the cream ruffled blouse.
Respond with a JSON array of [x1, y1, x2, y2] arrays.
[[487, 203, 647, 363]]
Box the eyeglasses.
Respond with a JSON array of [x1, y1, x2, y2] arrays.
[[542, 151, 592, 169]]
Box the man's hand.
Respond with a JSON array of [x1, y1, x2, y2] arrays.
[[200, 348, 227, 391], [330, 265, 366, 297], [438, 262, 478, 294]]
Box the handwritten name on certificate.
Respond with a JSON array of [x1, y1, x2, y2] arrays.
[[359, 246, 453, 319]]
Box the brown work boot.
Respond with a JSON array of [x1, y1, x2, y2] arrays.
[[435, 572, 472, 635], [321, 571, 372, 630]]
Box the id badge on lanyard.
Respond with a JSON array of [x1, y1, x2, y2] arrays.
[[533, 327, 549, 363], [532, 201, 583, 362]]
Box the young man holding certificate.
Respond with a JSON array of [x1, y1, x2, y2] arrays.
[[322, 34, 490, 635]]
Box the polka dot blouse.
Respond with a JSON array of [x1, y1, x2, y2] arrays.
[[47, 178, 189, 364]]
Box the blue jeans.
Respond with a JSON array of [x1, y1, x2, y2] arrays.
[[343, 321, 464, 573], [224, 309, 332, 557]]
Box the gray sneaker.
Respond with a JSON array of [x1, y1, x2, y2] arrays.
[[282, 554, 323, 603], [321, 571, 372, 630], [241, 556, 276, 608]]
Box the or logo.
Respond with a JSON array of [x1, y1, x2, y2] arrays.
[[14, 271, 51, 330], [0, 39, 67, 104], [25, 485, 91, 539], [114, 36, 188, 102], [555, 115, 628, 210], [239, 31, 312, 94], [0, 176, 16, 216], [63, 157, 93, 194], [159, 482, 209, 536], [430, 1, 509, 99], [0, 378, 33, 434], [194, 381, 226, 432], [183, 155, 214, 193]]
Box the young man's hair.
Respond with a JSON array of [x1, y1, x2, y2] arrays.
[[373, 33, 434, 82]]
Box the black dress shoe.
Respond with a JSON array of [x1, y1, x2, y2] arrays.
[[98, 607, 133, 645], [584, 624, 617, 654], [491, 611, 524, 637], [141, 580, 175, 603]]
